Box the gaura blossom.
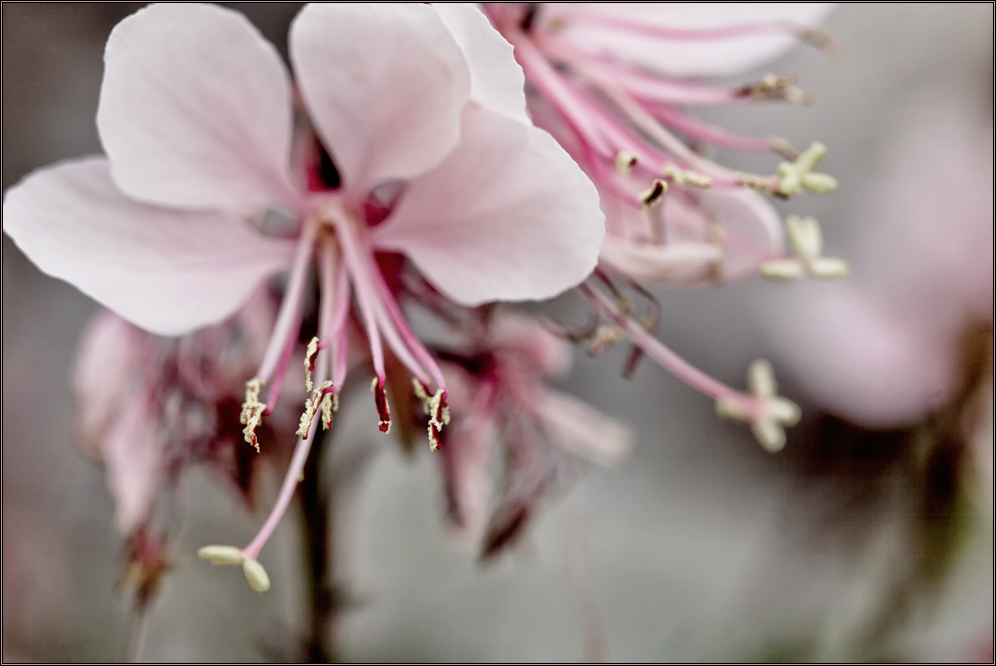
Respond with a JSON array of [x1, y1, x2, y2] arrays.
[[483, 3, 838, 286], [3, 3, 604, 591], [435, 311, 632, 552], [479, 3, 841, 451]]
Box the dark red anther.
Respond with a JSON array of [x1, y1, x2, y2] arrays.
[[374, 377, 391, 433]]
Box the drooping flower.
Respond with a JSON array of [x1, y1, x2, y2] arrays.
[[434, 310, 632, 552], [3, 3, 604, 591]]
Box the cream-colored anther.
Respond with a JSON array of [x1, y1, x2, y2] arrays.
[[761, 215, 850, 280], [588, 324, 625, 356], [715, 359, 800, 452], [239, 378, 267, 452], [304, 336, 320, 393], [198, 545, 245, 566], [614, 150, 638, 176], [242, 558, 271, 593], [413, 379, 450, 451], [776, 142, 838, 196], [297, 380, 334, 437], [662, 164, 712, 188]]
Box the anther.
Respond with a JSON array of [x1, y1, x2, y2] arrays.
[[304, 336, 320, 393], [614, 150, 639, 176], [372, 377, 391, 434], [662, 164, 711, 188], [776, 142, 838, 197], [239, 378, 267, 452], [197, 545, 245, 566], [297, 380, 334, 437], [413, 379, 450, 451], [761, 215, 849, 280], [638, 179, 668, 207]]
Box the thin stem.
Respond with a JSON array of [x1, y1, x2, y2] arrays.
[[257, 221, 318, 380], [298, 428, 337, 663], [579, 281, 743, 403]]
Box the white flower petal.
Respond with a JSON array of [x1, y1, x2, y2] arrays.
[[291, 3, 471, 191], [433, 3, 531, 124], [374, 104, 604, 306], [557, 3, 836, 78], [3, 157, 295, 336], [97, 3, 298, 214]]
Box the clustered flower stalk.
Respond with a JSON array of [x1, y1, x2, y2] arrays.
[[4, 2, 849, 612], [482, 3, 848, 451]]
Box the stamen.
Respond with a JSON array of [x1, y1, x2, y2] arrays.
[[413, 379, 450, 451], [662, 164, 712, 188], [776, 141, 838, 196], [304, 336, 320, 394], [372, 377, 391, 434], [614, 150, 639, 176], [737, 74, 811, 104], [239, 378, 266, 452], [297, 380, 334, 438], [638, 178, 668, 207]]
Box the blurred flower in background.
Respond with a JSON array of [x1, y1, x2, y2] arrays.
[[1, 3, 992, 663]]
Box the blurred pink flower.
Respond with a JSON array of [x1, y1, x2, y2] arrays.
[[484, 3, 836, 286], [437, 311, 632, 553], [760, 94, 993, 427]]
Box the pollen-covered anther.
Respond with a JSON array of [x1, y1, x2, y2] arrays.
[[761, 215, 850, 280], [415, 380, 450, 452], [776, 141, 838, 197], [614, 150, 639, 177], [371, 377, 391, 434], [662, 164, 712, 188], [297, 380, 335, 438], [239, 377, 267, 452], [588, 324, 625, 356], [638, 179, 668, 208], [320, 391, 338, 430], [740, 73, 811, 104], [304, 336, 320, 393]]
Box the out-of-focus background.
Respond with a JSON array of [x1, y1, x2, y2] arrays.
[[2, 3, 992, 662]]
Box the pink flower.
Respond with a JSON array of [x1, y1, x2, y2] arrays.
[[436, 311, 632, 552], [3, 3, 604, 591], [483, 3, 837, 285], [473, 4, 837, 451]]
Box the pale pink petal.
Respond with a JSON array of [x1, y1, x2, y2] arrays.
[[537, 389, 634, 466], [3, 157, 295, 336], [489, 311, 573, 378], [555, 3, 835, 78], [764, 283, 960, 427], [703, 188, 784, 278], [439, 366, 496, 543], [374, 104, 604, 305], [104, 391, 163, 534], [97, 3, 298, 214], [291, 3, 471, 191], [600, 237, 723, 284], [433, 3, 531, 124], [73, 312, 150, 458]]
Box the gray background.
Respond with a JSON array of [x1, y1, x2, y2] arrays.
[[2, 3, 992, 662]]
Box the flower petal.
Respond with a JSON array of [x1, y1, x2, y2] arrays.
[[97, 3, 298, 214], [556, 3, 835, 78], [3, 157, 295, 336], [291, 3, 471, 192], [374, 104, 604, 305], [433, 3, 531, 124], [600, 238, 723, 284], [538, 389, 634, 466]]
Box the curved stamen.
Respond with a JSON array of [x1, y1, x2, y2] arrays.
[[579, 280, 745, 405]]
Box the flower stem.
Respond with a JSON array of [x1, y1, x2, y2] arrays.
[[298, 427, 338, 663]]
